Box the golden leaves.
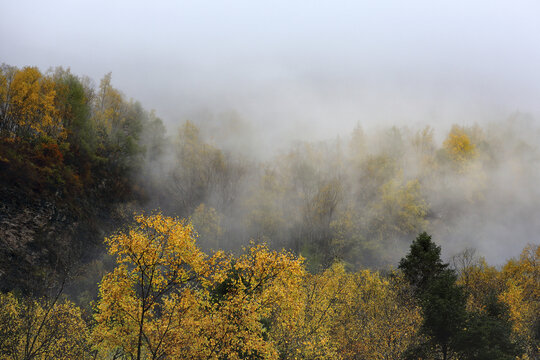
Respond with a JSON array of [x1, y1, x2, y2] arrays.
[[92, 212, 427, 359], [94, 213, 205, 359], [273, 264, 422, 360], [443, 125, 477, 163], [499, 245, 540, 355], [0, 66, 63, 139], [0, 293, 89, 360], [94, 212, 306, 359]]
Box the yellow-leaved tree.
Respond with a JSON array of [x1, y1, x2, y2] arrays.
[[176, 243, 305, 360], [0, 292, 89, 360], [273, 263, 422, 360], [93, 213, 306, 360], [338, 270, 422, 360], [92, 213, 205, 360], [443, 125, 476, 164], [0, 65, 62, 140], [500, 244, 540, 358]]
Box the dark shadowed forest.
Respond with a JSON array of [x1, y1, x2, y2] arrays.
[[0, 64, 538, 359]]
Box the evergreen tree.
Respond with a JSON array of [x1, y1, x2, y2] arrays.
[[399, 232, 467, 360], [399, 232, 448, 294]]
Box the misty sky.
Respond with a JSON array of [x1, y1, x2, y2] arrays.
[[2, 0, 540, 140]]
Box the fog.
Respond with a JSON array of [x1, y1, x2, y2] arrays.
[[3, 1, 540, 134], [2, 0, 540, 265]]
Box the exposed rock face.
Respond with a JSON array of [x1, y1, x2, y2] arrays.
[[0, 188, 79, 294]]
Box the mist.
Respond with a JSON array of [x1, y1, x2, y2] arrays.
[[3, 1, 540, 129], [2, 1, 540, 266]]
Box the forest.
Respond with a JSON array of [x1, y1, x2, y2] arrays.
[[0, 63, 539, 359]]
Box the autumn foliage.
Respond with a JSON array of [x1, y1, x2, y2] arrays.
[[88, 214, 535, 359], [86, 213, 426, 359]]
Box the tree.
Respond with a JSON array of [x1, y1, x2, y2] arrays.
[[51, 67, 96, 188], [52, 68, 93, 145], [399, 232, 449, 294], [170, 121, 243, 217], [412, 125, 438, 176], [275, 263, 422, 360], [93, 72, 123, 134], [334, 269, 422, 360], [500, 244, 540, 358], [399, 232, 467, 360], [93, 213, 305, 360], [0, 291, 89, 360], [419, 270, 467, 359], [0, 64, 16, 136], [301, 178, 343, 268], [412, 125, 436, 156], [90, 73, 148, 199], [244, 167, 289, 246], [186, 243, 305, 360], [443, 125, 476, 164], [190, 203, 223, 250], [0, 66, 61, 140], [368, 177, 428, 248], [92, 213, 204, 360]]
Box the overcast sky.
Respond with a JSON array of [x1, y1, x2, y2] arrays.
[[2, 0, 540, 140]]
